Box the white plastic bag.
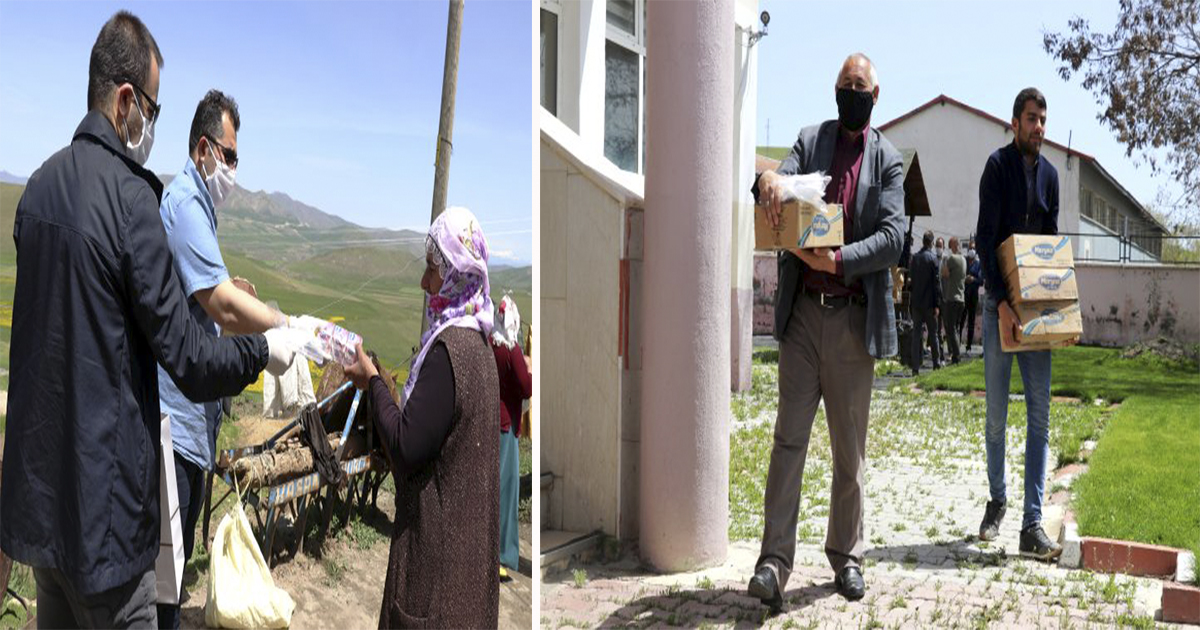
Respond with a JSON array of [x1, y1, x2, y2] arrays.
[[778, 172, 831, 210], [155, 415, 184, 604], [204, 492, 295, 628]]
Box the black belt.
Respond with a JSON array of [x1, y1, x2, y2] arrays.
[[801, 283, 866, 308]]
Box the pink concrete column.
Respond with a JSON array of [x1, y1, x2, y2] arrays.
[[640, 0, 733, 571]]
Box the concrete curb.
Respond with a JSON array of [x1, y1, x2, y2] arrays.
[[1162, 581, 1200, 625], [1179, 551, 1197, 585], [1081, 537, 1179, 577], [1058, 521, 1082, 569]]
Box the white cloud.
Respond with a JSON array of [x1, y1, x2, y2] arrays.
[[490, 249, 517, 260]]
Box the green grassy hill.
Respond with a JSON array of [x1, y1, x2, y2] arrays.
[[0, 181, 530, 378], [756, 146, 791, 161]]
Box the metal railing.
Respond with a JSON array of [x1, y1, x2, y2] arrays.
[[1058, 231, 1200, 265]]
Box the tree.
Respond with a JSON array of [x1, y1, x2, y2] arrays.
[[1043, 0, 1200, 224]]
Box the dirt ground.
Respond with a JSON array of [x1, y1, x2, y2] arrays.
[[177, 420, 533, 629]]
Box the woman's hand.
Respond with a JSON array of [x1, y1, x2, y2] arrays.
[[344, 341, 378, 390]]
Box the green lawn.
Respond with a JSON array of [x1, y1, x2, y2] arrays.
[[916, 345, 1200, 556]]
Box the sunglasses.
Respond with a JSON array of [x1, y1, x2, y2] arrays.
[[117, 78, 161, 123], [204, 135, 239, 169]]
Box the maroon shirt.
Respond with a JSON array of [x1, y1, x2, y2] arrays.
[[800, 125, 866, 297], [492, 340, 532, 434]]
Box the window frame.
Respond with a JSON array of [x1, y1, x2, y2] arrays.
[[604, 0, 646, 174], [540, 0, 562, 116]]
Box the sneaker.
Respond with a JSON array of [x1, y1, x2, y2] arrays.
[[1019, 525, 1062, 561], [978, 499, 1006, 541]]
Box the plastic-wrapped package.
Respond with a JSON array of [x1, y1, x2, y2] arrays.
[[778, 172, 831, 210], [287, 316, 363, 367]]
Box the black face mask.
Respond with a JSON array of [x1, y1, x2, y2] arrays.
[[836, 87, 874, 132]]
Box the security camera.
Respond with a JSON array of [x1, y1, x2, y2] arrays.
[[748, 10, 769, 46]]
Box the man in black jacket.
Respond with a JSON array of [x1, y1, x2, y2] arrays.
[[908, 230, 942, 374], [973, 88, 1061, 561], [0, 12, 294, 627]]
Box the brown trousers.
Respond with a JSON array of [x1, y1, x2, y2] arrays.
[[757, 291, 874, 590]]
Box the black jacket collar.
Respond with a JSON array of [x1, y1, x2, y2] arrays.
[[73, 109, 164, 201]]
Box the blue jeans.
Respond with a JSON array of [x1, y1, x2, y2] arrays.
[[982, 293, 1052, 530]]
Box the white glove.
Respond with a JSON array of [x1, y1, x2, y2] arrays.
[[264, 327, 298, 376]]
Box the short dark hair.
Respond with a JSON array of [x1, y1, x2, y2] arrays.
[[189, 90, 241, 155], [922, 230, 934, 249], [87, 11, 164, 112], [1012, 87, 1046, 120]]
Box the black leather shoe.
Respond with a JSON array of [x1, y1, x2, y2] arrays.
[[747, 566, 783, 611], [834, 566, 865, 601]]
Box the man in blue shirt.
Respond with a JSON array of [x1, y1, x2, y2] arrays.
[[974, 87, 1061, 561], [156, 90, 299, 628]]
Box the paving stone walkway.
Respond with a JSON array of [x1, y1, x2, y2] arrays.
[[543, 381, 1179, 628]]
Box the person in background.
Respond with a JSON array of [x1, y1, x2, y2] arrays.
[[155, 89, 303, 629], [491, 294, 532, 580], [909, 230, 943, 374], [939, 236, 967, 364], [0, 12, 292, 627], [345, 206, 500, 628], [963, 247, 982, 351]]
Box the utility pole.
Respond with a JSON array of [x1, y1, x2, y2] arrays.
[[422, 0, 464, 336], [430, 0, 463, 223]]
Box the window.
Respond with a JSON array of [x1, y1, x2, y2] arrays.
[[604, 0, 646, 174], [1081, 189, 1093, 218], [540, 1, 560, 115]]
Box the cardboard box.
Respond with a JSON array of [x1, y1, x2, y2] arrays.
[[998, 234, 1074, 272], [755, 201, 843, 251], [1004, 266, 1079, 305], [1004, 301, 1082, 352], [1001, 334, 1078, 353]]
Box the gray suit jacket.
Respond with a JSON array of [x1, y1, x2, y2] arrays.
[[767, 120, 905, 359]]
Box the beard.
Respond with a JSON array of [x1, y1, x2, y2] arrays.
[[1016, 131, 1042, 157]]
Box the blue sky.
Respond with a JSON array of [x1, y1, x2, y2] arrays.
[[756, 0, 1185, 219], [0, 0, 533, 264]]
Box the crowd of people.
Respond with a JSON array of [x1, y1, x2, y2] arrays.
[[0, 11, 527, 629], [902, 232, 983, 374]]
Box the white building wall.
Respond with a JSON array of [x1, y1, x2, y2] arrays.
[[540, 114, 642, 536], [879, 102, 1082, 245], [729, 0, 759, 392]]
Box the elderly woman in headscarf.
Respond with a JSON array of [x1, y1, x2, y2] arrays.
[[490, 295, 532, 579], [345, 206, 500, 629]]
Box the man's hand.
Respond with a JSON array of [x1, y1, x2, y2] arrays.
[[998, 300, 1021, 349], [757, 170, 786, 228], [344, 341, 379, 391], [792, 247, 837, 274], [935, 307, 940, 320]]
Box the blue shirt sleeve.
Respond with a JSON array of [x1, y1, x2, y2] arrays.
[[162, 190, 229, 297]]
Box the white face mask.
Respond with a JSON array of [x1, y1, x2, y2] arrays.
[[201, 143, 236, 207], [936, 247, 944, 257], [122, 95, 155, 166]]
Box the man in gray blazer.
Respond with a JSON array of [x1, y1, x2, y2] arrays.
[[747, 53, 904, 609]]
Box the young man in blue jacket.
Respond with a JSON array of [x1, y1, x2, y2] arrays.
[[973, 87, 1061, 561]]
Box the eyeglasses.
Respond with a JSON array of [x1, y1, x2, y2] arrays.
[[116, 78, 161, 123], [204, 135, 238, 169]]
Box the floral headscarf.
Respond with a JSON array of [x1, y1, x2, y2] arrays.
[[403, 206, 494, 407], [491, 294, 521, 350]]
